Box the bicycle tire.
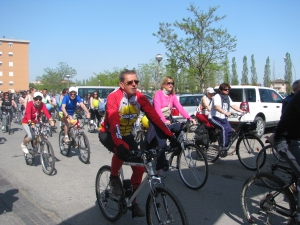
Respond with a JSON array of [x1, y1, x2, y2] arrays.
[[236, 133, 264, 170], [58, 130, 71, 156], [95, 165, 122, 222], [241, 172, 296, 224], [78, 132, 90, 164], [47, 125, 53, 137], [40, 140, 55, 175], [256, 145, 292, 188], [146, 186, 189, 225], [177, 143, 208, 190]]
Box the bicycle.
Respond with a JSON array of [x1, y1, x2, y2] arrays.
[[23, 122, 56, 175], [14, 104, 23, 125], [241, 171, 298, 224], [95, 149, 189, 224], [1, 112, 13, 135], [58, 118, 90, 164], [196, 113, 264, 171]]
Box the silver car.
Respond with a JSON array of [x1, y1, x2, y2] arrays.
[[171, 94, 204, 121]]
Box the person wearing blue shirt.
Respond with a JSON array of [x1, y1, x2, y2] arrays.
[[61, 87, 90, 143]]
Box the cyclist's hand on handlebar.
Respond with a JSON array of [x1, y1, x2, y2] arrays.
[[225, 112, 231, 117], [49, 120, 55, 127], [86, 113, 90, 119], [165, 120, 171, 125], [116, 144, 130, 161]]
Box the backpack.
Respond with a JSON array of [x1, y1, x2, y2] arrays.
[[98, 102, 106, 116], [194, 123, 209, 148]]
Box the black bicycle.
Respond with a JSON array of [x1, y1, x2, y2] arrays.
[[196, 113, 264, 171], [23, 122, 55, 175], [58, 118, 90, 164]]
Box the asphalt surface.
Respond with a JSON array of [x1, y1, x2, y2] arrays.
[[0, 122, 272, 225]]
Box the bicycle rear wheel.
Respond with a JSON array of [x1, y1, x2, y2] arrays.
[[177, 143, 208, 190], [40, 140, 55, 175], [95, 165, 122, 222], [78, 132, 90, 164], [201, 131, 219, 163], [241, 172, 296, 224], [58, 130, 71, 156], [256, 145, 292, 188], [146, 186, 188, 225], [237, 133, 264, 170]]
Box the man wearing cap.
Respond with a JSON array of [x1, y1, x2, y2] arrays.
[[196, 87, 215, 128], [20, 92, 55, 154], [61, 87, 90, 143]]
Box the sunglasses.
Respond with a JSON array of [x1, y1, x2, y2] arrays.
[[166, 82, 174, 85], [93, 94, 98, 95], [70, 92, 76, 96], [125, 80, 139, 85], [34, 97, 42, 101], [223, 89, 230, 91]]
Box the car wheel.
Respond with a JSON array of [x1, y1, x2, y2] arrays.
[[253, 116, 265, 138]]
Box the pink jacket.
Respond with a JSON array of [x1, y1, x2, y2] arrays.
[[153, 89, 191, 123]]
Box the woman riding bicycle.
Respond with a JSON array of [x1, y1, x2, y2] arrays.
[[150, 76, 196, 177], [196, 87, 215, 129], [89, 91, 102, 127], [20, 92, 54, 154], [1, 92, 17, 132]]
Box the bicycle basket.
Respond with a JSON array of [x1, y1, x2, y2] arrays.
[[241, 122, 257, 132]]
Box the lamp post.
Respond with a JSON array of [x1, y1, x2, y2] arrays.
[[98, 80, 101, 86], [65, 74, 71, 87], [155, 54, 163, 89], [283, 57, 296, 81]]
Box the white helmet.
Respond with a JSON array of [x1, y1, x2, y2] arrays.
[[69, 87, 77, 93], [33, 92, 43, 98]]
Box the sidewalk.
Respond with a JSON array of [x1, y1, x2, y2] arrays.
[[0, 174, 57, 225]]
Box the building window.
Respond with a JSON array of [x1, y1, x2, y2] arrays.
[[8, 52, 13, 56], [0, 61, 2, 66], [0, 51, 2, 56], [9, 62, 13, 67], [9, 72, 13, 76], [0, 42, 2, 46], [0, 71, 2, 76], [0, 81, 3, 85], [9, 81, 14, 86], [8, 43, 13, 47]]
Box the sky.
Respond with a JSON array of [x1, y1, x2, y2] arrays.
[[1, 0, 299, 85]]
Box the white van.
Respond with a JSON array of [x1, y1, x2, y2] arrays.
[[74, 86, 119, 100]]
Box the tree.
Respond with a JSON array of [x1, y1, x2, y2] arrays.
[[241, 56, 248, 85], [223, 54, 230, 83], [153, 4, 237, 89], [137, 60, 157, 93], [250, 54, 258, 85], [37, 62, 77, 93], [231, 57, 239, 85], [263, 56, 271, 87], [284, 52, 293, 93]]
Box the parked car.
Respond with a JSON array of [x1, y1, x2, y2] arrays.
[[171, 94, 204, 121], [214, 85, 283, 137]]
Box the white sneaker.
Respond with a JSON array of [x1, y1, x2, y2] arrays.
[[90, 120, 94, 125], [21, 143, 29, 154]]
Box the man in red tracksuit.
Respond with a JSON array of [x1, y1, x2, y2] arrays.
[[99, 69, 178, 217]]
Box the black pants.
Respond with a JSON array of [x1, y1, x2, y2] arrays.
[[90, 109, 101, 126]]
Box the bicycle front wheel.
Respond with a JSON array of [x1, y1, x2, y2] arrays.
[[237, 133, 264, 170], [95, 165, 122, 222], [40, 140, 55, 175], [58, 130, 71, 156], [78, 132, 90, 164], [146, 186, 189, 225], [241, 172, 296, 224], [177, 143, 208, 190], [256, 144, 292, 187]]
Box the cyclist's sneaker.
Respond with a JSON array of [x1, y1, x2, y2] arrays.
[[90, 120, 94, 125], [130, 202, 145, 217], [109, 177, 123, 196], [219, 147, 228, 158], [2, 126, 5, 132], [64, 137, 70, 143], [21, 143, 29, 154], [156, 169, 166, 178]]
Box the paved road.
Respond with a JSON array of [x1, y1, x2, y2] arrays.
[[0, 122, 272, 225]]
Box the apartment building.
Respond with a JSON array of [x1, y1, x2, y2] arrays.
[[270, 78, 287, 94], [0, 37, 30, 92]]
